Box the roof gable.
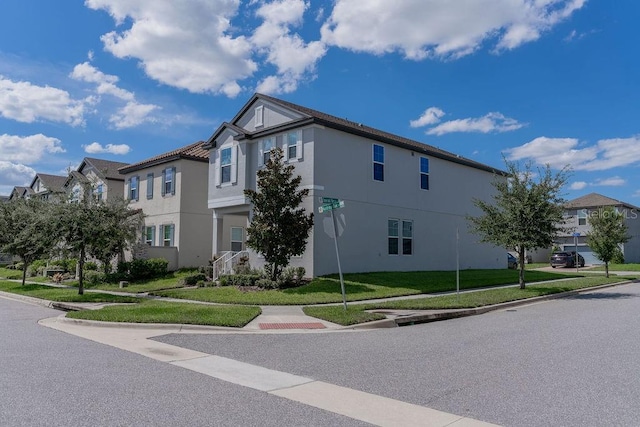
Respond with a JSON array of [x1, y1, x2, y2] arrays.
[[80, 157, 130, 181], [565, 192, 639, 210]]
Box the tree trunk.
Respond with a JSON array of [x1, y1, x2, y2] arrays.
[[21, 261, 27, 286], [78, 248, 85, 295], [605, 261, 609, 278], [518, 247, 526, 289]]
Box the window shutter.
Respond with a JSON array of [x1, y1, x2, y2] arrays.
[[214, 149, 221, 186], [170, 224, 175, 246], [135, 176, 139, 201], [231, 146, 238, 184], [161, 169, 166, 196], [128, 178, 131, 200], [151, 226, 156, 245], [282, 136, 289, 161], [258, 140, 264, 167], [295, 131, 302, 160], [171, 167, 176, 195]]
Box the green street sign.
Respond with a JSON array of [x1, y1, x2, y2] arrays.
[[319, 200, 344, 213], [322, 197, 338, 204]]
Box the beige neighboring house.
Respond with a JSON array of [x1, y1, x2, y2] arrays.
[[63, 157, 129, 203], [554, 192, 640, 265], [118, 141, 212, 269], [28, 173, 68, 201], [8, 186, 31, 200]]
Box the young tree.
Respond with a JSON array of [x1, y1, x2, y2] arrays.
[[244, 147, 314, 281], [468, 160, 571, 289], [0, 199, 57, 285], [587, 206, 629, 278]]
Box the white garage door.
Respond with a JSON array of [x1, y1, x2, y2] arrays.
[[563, 245, 600, 265]]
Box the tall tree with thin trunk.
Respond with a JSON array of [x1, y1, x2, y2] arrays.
[[587, 206, 629, 278], [0, 199, 57, 285], [244, 148, 314, 281], [468, 160, 571, 289]]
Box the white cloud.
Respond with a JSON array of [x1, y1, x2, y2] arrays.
[[410, 107, 445, 128], [0, 134, 65, 163], [251, 0, 327, 94], [85, 0, 257, 96], [71, 62, 135, 101], [506, 136, 640, 171], [321, 0, 585, 60], [427, 112, 524, 136], [570, 181, 587, 190], [0, 76, 85, 126], [109, 101, 159, 129], [83, 142, 131, 155], [0, 161, 36, 186], [594, 176, 626, 187]]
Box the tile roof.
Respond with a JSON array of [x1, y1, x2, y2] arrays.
[[564, 192, 639, 210], [207, 93, 505, 175], [81, 158, 130, 181], [119, 141, 209, 174]]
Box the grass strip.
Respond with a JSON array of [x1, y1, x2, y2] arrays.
[[0, 281, 138, 303], [303, 306, 386, 326], [83, 270, 198, 293], [589, 264, 640, 272], [303, 276, 634, 326], [67, 300, 261, 328], [152, 270, 576, 305]]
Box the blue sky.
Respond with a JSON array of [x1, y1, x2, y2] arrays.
[[1, 0, 638, 202]]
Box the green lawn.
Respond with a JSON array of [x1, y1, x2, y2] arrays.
[[83, 269, 197, 293], [0, 267, 52, 283], [303, 276, 634, 325], [590, 264, 640, 272], [152, 269, 578, 305], [67, 300, 261, 327], [525, 263, 550, 269], [0, 281, 139, 303]]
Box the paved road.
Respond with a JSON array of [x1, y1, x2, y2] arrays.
[[0, 297, 367, 426], [156, 282, 640, 426]]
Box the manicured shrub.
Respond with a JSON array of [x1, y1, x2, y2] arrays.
[[128, 258, 169, 281], [84, 270, 106, 287], [182, 273, 207, 286], [219, 274, 262, 287], [84, 261, 98, 271]]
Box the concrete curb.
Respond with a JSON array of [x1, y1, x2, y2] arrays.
[[56, 315, 247, 332], [362, 280, 636, 329]]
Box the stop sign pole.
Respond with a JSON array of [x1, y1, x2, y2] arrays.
[[319, 197, 347, 310]]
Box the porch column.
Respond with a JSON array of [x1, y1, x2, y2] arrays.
[[212, 212, 224, 257]]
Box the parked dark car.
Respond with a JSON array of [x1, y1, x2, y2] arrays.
[[507, 253, 518, 269], [550, 251, 585, 268]]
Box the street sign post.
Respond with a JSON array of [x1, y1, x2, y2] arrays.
[[319, 197, 347, 309]]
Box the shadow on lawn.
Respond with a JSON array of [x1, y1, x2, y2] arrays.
[[280, 278, 372, 295], [565, 292, 640, 301]]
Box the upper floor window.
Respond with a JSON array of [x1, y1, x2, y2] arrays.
[[255, 105, 264, 127], [578, 209, 587, 226], [221, 147, 232, 184], [95, 184, 104, 201], [162, 167, 176, 196], [129, 176, 139, 201], [285, 131, 302, 161], [420, 157, 429, 190], [146, 173, 154, 199], [259, 137, 276, 166], [373, 144, 384, 181]]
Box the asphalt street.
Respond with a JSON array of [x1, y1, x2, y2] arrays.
[[155, 282, 640, 426], [0, 297, 367, 427]]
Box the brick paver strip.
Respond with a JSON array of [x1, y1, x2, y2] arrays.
[[259, 322, 326, 330]]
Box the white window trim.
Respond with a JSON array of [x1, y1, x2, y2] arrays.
[[258, 137, 276, 167], [230, 226, 244, 252], [577, 209, 587, 226], [283, 130, 303, 162], [216, 144, 237, 187], [373, 144, 384, 182], [401, 220, 413, 256], [388, 218, 399, 256]]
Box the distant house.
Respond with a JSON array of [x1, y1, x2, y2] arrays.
[[555, 193, 640, 264], [118, 141, 212, 269], [63, 157, 129, 203], [28, 173, 67, 201], [205, 93, 506, 277], [0, 195, 8, 203]]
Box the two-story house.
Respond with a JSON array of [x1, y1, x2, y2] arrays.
[[28, 173, 67, 201], [555, 193, 640, 264], [118, 141, 212, 269], [8, 186, 31, 200], [63, 157, 129, 203], [205, 93, 507, 277]]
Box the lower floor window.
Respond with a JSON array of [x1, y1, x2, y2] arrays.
[[231, 227, 244, 252], [160, 224, 174, 247], [388, 219, 413, 255], [144, 226, 155, 245]]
